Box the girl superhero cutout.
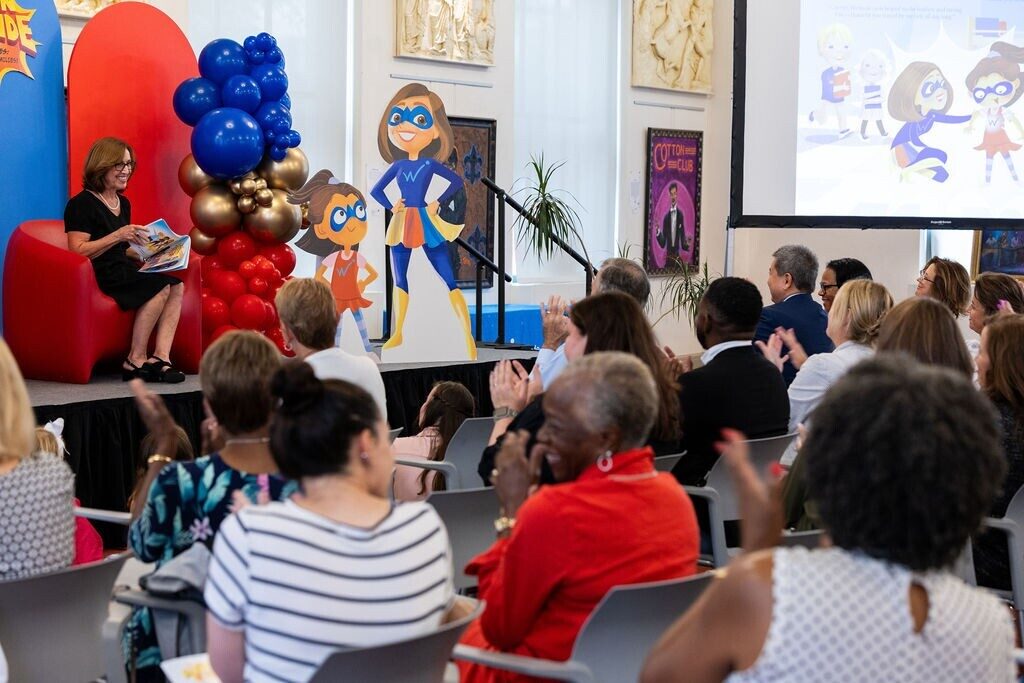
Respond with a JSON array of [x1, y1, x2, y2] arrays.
[[370, 83, 477, 360], [288, 170, 378, 352], [888, 61, 971, 183], [965, 42, 1024, 183]]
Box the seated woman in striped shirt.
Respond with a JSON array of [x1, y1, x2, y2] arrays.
[[204, 362, 456, 683]]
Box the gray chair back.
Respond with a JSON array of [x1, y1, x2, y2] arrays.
[[979, 482, 1024, 632], [428, 487, 497, 591], [779, 529, 824, 550], [389, 427, 404, 443], [654, 453, 684, 473], [705, 432, 796, 521], [444, 417, 495, 489], [571, 572, 714, 682], [0, 552, 130, 682], [309, 602, 484, 682]]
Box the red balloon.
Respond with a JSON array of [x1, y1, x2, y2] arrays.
[[201, 288, 210, 300], [259, 243, 296, 277], [248, 276, 269, 295], [251, 254, 271, 267], [200, 255, 225, 280], [237, 260, 257, 280], [256, 260, 277, 280], [210, 270, 248, 304], [263, 301, 279, 330], [267, 271, 283, 289], [216, 232, 257, 268], [231, 294, 268, 330], [210, 324, 238, 343], [265, 326, 293, 357], [202, 296, 231, 333]]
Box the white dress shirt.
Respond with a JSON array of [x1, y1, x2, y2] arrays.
[[700, 340, 754, 366], [304, 348, 388, 421], [787, 341, 873, 432]]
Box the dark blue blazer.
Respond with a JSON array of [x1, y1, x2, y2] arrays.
[[754, 292, 833, 385]]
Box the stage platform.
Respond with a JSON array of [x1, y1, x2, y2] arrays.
[[29, 347, 535, 544]]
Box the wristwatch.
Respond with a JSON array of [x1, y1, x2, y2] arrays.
[[493, 406, 519, 420]]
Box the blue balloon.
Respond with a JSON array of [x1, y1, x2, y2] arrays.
[[286, 130, 301, 148], [279, 93, 292, 110], [255, 101, 292, 130], [251, 63, 288, 102], [264, 129, 277, 143], [273, 118, 290, 135], [172, 77, 221, 126], [198, 39, 248, 85], [266, 47, 283, 64], [270, 145, 288, 162], [221, 75, 262, 114], [243, 36, 257, 51], [190, 108, 265, 179], [256, 32, 274, 51], [247, 50, 265, 66]]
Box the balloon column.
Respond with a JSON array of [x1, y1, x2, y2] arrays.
[[174, 33, 310, 356]]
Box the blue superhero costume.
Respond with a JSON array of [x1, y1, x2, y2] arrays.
[[891, 112, 971, 182]]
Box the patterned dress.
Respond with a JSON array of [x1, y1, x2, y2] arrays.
[[0, 453, 74, 580], [125, 453, 297, 679]]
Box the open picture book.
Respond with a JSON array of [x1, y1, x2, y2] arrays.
[[128, 219, 191, 273]]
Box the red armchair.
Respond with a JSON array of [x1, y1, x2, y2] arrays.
[[2, 220, 202, 384]]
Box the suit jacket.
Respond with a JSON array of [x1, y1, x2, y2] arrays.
[[671, 346, 790, 486], [754, 292, 833, 385], [660, 206, 687, 254]]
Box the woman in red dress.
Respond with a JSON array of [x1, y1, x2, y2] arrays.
[[457, 351, 700, 683]]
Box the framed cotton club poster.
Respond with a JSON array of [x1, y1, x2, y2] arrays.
[[644, 128, 702, 275]]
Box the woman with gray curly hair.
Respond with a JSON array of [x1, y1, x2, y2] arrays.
[[456, 352, 700, 683]]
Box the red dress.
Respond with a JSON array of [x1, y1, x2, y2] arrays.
[[457, 447, 699, 683]]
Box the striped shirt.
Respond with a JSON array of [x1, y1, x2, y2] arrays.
[[205, 499, 454, 682], [863, 83, 882, 109]]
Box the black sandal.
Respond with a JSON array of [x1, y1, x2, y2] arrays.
[[122, 358, 144, 382], [141, 357, 186, 384]]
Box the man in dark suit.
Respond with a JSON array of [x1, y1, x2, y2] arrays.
[[671, 277, 790, 486], [753, 245, 833, 385], [659, 183, 688, 256]]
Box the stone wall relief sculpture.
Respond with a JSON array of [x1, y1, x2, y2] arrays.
[[632, 0, 713, 94], [396, 0, 495, 66]]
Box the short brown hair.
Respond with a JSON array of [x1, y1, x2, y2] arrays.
[[876, 297, 973, 378], [199, 331, 282, 434], [982, 314, 1024, 416], [376, 83, 454, 163], [275, 278, 338, 351], [974, 272, 1024, 317], [82, 137, 135, 193], [888, 62, 952, 123], [922, 257, 971, 317]]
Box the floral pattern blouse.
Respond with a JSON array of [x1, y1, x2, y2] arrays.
[[125, 453, 297, 675]]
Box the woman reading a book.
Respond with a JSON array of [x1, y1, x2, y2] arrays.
[[65, 137, 186, 383]]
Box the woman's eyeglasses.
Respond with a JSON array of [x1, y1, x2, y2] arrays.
[[112, 161, 136, 171], [917, 269, 935, 284], [819, 282, 839, 292]]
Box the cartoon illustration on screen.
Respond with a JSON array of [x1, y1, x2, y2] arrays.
[[809, 23, 854, 140], [370, 83, 477, 360], [858, 49, 891, 139], [289, 171, 378, 352], [887, 61, 971, 182], [965, 42, 1024, 183]]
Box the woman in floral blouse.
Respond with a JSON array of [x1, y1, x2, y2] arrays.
[[126, 331, 296, 681]]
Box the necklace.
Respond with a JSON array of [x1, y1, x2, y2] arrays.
[[225, 437, 270, 445], [92, 190, 120, 212]]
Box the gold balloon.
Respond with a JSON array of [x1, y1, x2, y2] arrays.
[[256, 147, 310, 191], [190, 184, 243, 238], [228, 179, 244, 195], [254, 178, 268, 191], [300, 203, 310, 227], [255, 188, 274, 207], [239, 178, 257, 196], [188, 226, 217, 255], [237, 195, 257, 214], [243, 189, 302, 244], [177, 154, 215, 197]]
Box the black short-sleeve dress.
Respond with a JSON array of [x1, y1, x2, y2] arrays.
[[63, 191, 180, 311]]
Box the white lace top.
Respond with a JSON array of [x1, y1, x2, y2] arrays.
[[726, 547, 1015, 683]]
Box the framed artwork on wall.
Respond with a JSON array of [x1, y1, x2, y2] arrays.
[[395, 0, 496, 67], [973, 230, 1024, 280], [644, 128, 702, 275], [55, 0, 138, 20], [446, 116, 497, 288], [631, 0, 714, 94]]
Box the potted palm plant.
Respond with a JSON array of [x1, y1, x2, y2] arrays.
[[652, 259, 714, 327], [512, 153, 592, 269]]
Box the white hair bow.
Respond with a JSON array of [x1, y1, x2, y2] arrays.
[[42, 418, 67, 456]]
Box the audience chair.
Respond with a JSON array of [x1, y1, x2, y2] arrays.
[[77, 506, 132, 525], [684, 432, 797, 567], [453, 572, 715, 682], [113, 587, 207, 657], [654, 452, 685, 473], [0, 552, 131, 682], [428, 487, 497, 592], [445, 417, 497, 488], [979, 483, 1024, 633], [390, 427, 403, 443], [309, 601, 484, 683], [779, 529, 824, 550], [395, 457, 462, 490]]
